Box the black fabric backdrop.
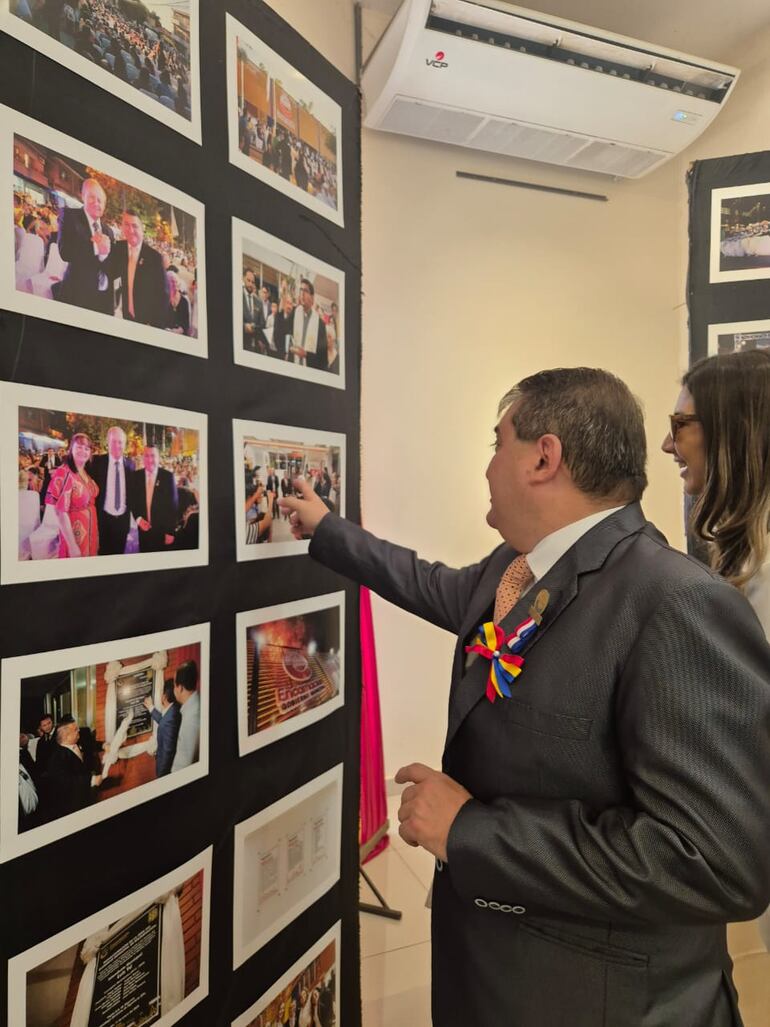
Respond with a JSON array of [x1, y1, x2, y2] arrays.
[[688, 149, 770, 361], [687, 149, 770, 560], [0, 1, 362, 1024]]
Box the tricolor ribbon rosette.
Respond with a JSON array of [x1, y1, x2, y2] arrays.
[[465, 617, 539, 703]]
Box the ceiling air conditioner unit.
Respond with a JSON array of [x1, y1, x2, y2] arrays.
[[362, 0, 739, 178]]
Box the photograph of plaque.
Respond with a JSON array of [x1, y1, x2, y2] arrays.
[[231, 922, 340, 1027], [8, 848, 211, 1026], [233, 765, 342, 967], [236, 592, 344, 756], [2, 624, 208, 863]]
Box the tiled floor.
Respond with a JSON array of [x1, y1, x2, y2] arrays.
[[360, 798, 770, 1026]]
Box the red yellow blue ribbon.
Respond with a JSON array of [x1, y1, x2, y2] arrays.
[[465, 617, 538, 703]]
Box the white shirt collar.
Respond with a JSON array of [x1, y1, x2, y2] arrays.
[[526, 506, 627, 586]]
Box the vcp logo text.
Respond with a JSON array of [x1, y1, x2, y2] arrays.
[[426, 49, 448, 69]]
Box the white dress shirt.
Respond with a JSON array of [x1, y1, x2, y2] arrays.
[[522, 505, 627, 598], [103, 458, 127, 517]]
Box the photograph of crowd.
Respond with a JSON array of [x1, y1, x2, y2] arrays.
[[3, 626, 207, 861], [238, 594, 344, 756], [711, 184, 770, 281], [227, 14, 343, 227], [235, 420, 344, 562], [1, 382, 207, 584], [234, 218, 344, 387], [232, 926, 339, 1027], [708, 318, 770, 356], [9, 850, 210, 1027], [233, 766, 342, 967], [4, 110, 206, 355], [3, 0, 200, 140]]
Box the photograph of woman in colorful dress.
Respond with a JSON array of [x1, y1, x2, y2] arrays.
[[44, 432, 99, 559]]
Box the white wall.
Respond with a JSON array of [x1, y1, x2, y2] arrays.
[[265, 1, 765, 782]]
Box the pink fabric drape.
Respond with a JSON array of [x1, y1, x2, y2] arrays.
[[359, 586, 390, 863]]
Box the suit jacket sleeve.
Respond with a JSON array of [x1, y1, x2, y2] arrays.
[[156, 470, 178, 535], [309, 514, 499, 635], [446, 577, 770, 925]]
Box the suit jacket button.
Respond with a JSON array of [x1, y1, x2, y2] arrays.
[[511, 905, 526, 915], [435, 858, 444, 872], [474, 898, 488, 908]]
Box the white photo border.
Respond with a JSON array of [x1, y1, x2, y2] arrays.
[[0, 1, 202, 144], [225, 13, 344, 229], [231, 921, 340, 1027], [234, 418, 346, 562], [1, 622, 210, 863], [2, 105, 207, 357], [7, 847, 212, 1027], [232, 217, 346, 390], [706, 316, 770, 356], [2, 380, 209, 584], [709, 182, 770, 284], [232, 764, 343, 968], [236, 592, 345, 757]]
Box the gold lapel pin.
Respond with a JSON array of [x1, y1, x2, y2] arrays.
[[528, 589, 550, 626]]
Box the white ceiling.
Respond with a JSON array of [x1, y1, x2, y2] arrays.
[[361, 0, 770, 64]]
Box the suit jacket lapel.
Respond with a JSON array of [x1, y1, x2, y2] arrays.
[[445, 503, 649, 749]]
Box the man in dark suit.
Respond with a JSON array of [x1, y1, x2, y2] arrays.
[[128, 446, 178, 554], [143, 679, 181, 777], [265, 467, 280, 517], [57, 178, 114, 314], [88, 426, 134, 555], [280, 367, 770, 1027], [34, 713, 56, 777], [242, 268, 265, 353], [291, 278, 327, 370], [46, 720, 102, 821], [108, 209, 169, 329]]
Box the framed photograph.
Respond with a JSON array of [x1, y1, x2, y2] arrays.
[[2, 381, 208, 584], [226, 13, 344, 227], [4, 106, 206, 356], [8, 847, 211, 1027], [233, 217, 345, 389], [2, 623, 208, 863], [232, 765, 342, 968], [233, 419, 345, 562], [707, 317, 770, 356], [0, 0, 201, 143], [710, 182, 770, 282], [236, 592, 344, 757], [232, 922, 340, 1027]]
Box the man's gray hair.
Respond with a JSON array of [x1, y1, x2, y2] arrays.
[[499, 367, 648, 502]]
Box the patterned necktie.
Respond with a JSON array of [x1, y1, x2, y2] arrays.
[[494, 554, 534, 624]]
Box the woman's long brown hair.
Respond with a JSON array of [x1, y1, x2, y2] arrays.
[[683, 349, 770, 589]]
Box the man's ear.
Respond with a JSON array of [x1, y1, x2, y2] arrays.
[[533, 434, 563, 480]]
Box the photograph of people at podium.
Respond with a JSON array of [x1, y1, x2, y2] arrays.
[[3, 0, 199, 139], [4, 635, 205, 859], [7, 388, 205, 584], [227, 14, 343, 226], [10, 853, 209, 1027], [235, 421, 344, 561], [238, 594, 344, 755], [233, 217, 344, 387], [233, 928, 338, 1027], [5, 112, 205, 355]]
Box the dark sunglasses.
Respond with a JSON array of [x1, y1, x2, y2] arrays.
[[668, 413, 701, 440]]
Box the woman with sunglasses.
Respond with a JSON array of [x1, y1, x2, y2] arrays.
[[662, 347, 770, 946]]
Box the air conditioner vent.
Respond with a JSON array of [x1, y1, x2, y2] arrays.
[[379, 98, 485, 143], [471, 118, 589, 164], [566, 140, 664, 177]]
